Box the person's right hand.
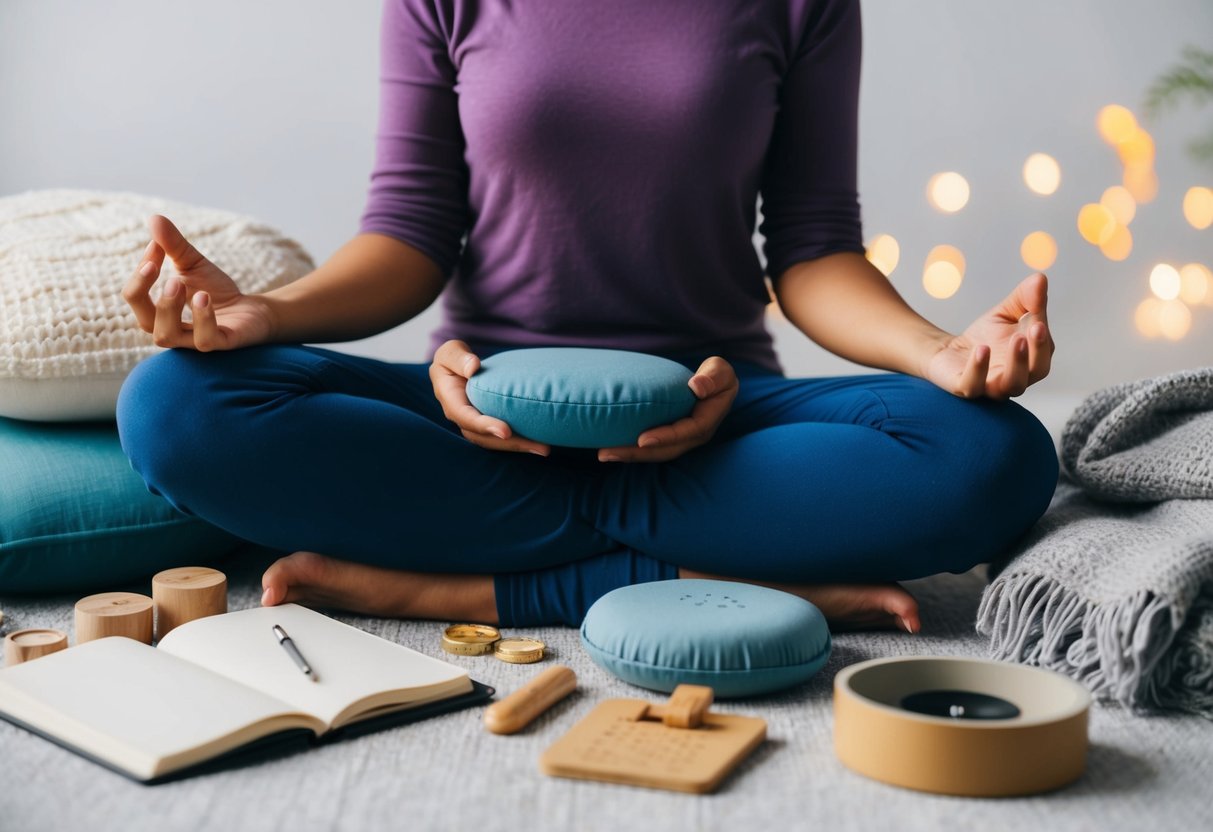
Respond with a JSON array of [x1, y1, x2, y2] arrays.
[[429, 340, 551, 456], [123, 214, 277, 351]]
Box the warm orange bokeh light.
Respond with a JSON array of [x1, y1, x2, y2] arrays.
[[1159, 300, 1192, 341], [1020, 232, 1057, 271], [927, 172, 970, 213], [1134, 297, 1163, 338], [1124, 164, 1159, 204], [1179, 263, 1213, 305], [1099, 225, 1133, 261], [923, 260, 962, 299], [1183, 186, 1213, 230], [865, 234, 900, 277], [1116, 129, 1156, 168], [1023, 153, 1061, 196], [1100, 186, 1137, 226], [1098, 105, 1138, 145], [1078, 204, 1117, 245], [925, 244, 966, 273], [1150, 263, 1182, 301]]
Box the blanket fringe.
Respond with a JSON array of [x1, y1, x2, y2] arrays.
[[976, 572, 1195, 714]]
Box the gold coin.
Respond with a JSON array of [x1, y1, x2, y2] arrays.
[[441, 623, 501, 656], [494, 637, 545, 664]]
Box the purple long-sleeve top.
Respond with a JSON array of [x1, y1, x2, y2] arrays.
[[358, 0, 865, 374]]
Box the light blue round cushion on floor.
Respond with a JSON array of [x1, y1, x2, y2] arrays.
[[580, 579, 832, 698], [464, 347, 696, 448]]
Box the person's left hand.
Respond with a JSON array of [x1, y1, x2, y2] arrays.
[[597, 356, 739, 463], [922, 272, 1055, 400]]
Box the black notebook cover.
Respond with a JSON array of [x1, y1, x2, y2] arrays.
[[0, 679, 495, 785]]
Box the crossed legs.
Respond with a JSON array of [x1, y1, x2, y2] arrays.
[[117, 344, 1058, 631]]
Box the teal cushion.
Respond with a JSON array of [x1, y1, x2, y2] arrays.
[[580, 579, 832, 698], [0, 417, 242, 593], [465, 347, 696, 448]]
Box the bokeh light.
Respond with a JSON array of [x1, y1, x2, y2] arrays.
[[926, 244, 966, 272], [1159, 300, 1192, 340], [927, 172, 970, 213], [923, 261, 962, 299], [1184, 186, 1213, 230], [1149, 263, 1182, 301], [1099, 224, 1133, 261], [1023, 153, 1061, 195], [1098, 105, 1138, 145], [1134, 297, 1163, 338], [865, 234, 900, 277], [1116, 129, 1156, 168], [1124, 164, 1159, 204], [1179, 263, 1212, 305], [1020, 231, 1057, 271], [1078, 203, 1117, 245], [1100, 186, 1137, 226]]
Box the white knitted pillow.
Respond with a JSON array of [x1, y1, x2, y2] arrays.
[[0, 189, 315, 421]]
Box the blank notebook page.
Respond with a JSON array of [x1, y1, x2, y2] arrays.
[[0, 636, 301, 775], [156, 603, 470, 728]]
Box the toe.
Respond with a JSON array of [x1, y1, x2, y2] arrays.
[[260, 561, 286, 606], [261, 551, 326, 607], [878, 585, 921, 634]]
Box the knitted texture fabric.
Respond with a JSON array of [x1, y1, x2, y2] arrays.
[[978, 367, 1213, 718], [0, 189, 314, 383]]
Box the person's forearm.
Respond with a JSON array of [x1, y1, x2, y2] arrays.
[[771, 251, 951, 378], [260, 232, 448, 344]]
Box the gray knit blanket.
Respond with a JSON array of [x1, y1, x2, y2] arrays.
[[977, 367, 1213, 718]]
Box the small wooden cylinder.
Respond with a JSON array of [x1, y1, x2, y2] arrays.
[[152, 566, 227, 640], [75, 592, 154, 644], [4, 628, 69, 666], [484, 665, 578, 735]]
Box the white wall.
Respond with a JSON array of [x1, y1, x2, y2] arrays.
[[2, 0, 1210, 396]]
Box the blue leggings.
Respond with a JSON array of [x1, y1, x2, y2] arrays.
[[115, 343, 1059, 626]]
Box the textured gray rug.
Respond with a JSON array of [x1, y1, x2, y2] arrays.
[[2, 545, 1210, 832]]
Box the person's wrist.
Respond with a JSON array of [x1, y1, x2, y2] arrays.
[[912, 325, 955, 381], [253, 291, 287, 344]]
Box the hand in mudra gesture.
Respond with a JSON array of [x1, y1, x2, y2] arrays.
[[123, 214, 276, 351], [923, 273, 1055, 400]]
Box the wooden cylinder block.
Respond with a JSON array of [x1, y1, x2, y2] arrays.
[[74, 593, 154, 645], [152, 566, 227, 640], [4, 628, 69, 666]]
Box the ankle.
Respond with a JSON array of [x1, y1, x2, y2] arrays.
[[409, 574, 498, 624]]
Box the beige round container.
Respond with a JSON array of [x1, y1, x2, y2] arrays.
[[74, 592, 154, 644], [834, 656, 1090, 797], [4, 628, 68, 666], [152, 566, 227, 640]]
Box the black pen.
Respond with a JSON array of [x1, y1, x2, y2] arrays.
[[272, 624, 318, 682]]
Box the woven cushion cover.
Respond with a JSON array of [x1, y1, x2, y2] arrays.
[[465, 347, 697, 448], [0, 189, 314, 420], [580, 579, 832, 698]]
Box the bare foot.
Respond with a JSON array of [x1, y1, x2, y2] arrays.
[[678, 568, 921, 634], [260, 551, 497, 622]]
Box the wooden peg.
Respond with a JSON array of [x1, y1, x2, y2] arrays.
[[74, 592, 154, 644], [484, 665, 578, 734], [152, 566, 227, 640], [646, 684, 714, 729], [4, 628, 68, 666]]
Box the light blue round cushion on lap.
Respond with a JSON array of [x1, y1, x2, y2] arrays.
[[580, 579, 832, 698], [464, 347, 696, 448]]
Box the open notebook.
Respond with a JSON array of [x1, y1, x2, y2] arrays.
[[0, 603, 493, 784]]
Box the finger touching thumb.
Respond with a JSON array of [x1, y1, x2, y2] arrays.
[[146, 214, 206, 272]]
